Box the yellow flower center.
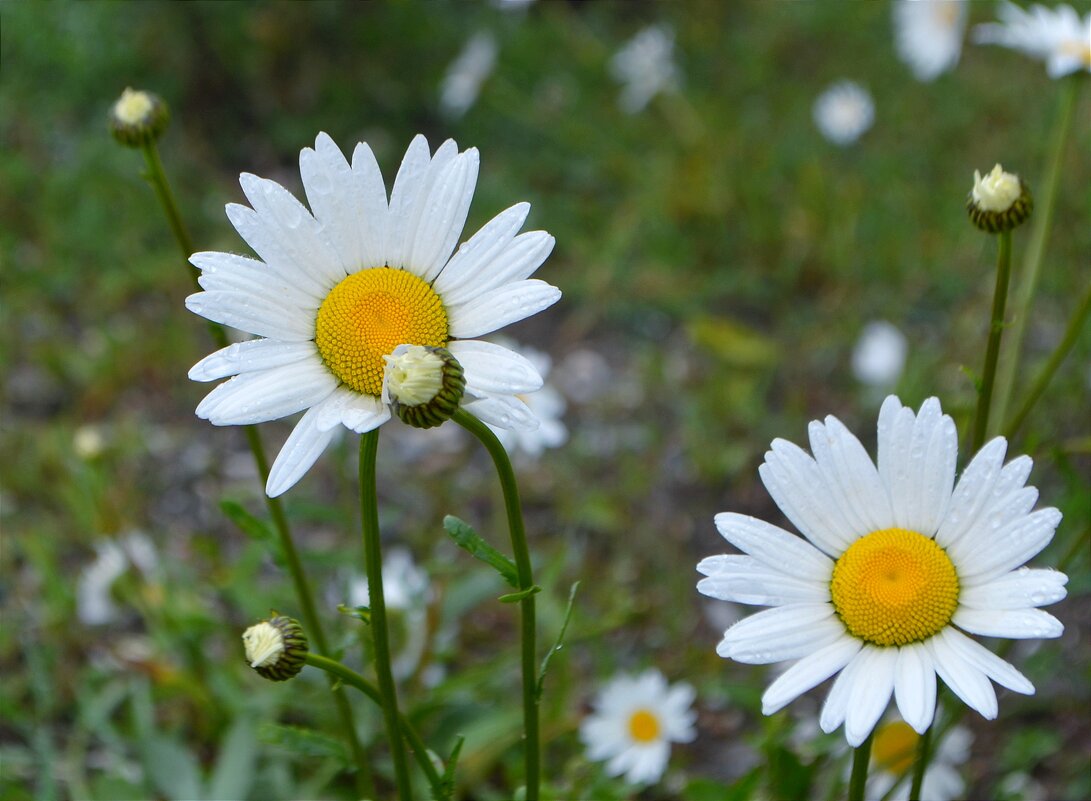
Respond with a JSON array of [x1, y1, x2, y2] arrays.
[[830, 528, 959, 647], [872, 721, 918, 776], [315, 268, 448, 396], [628, 709, 661, 743]]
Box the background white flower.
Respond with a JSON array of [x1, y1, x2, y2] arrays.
[[440, 31, 498, 119], [487, 342, 567, 459], [973, 2, 1091, 78], [813, 80, 875, 145], [852, 320, 908, 387], [186, 133, 560, 496], [580, 669, 697, 785], [893, 0, 968, 81], [866, 715, 971, 801], [610, 24, 681, 114], [78, 533, 158, 626]]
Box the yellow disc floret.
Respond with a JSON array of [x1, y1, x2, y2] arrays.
[[830, 528, 959, 647], [628, 709, 661, 743], [315, 268, 448, 396], [872, 721, 919, 776]]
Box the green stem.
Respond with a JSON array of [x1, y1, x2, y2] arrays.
[[359, 430, 413, 800], [304, 653, 446, 797], [453, 409, 540, 801], [971, 229, 1013, 453], [908, 722, 934, 800], [992, 76, 1082, 434], [137, 139, 374, 798], [1004, 281, 1091, 439], [847, 731, 874, 801]]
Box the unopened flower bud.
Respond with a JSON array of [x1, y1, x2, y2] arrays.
[[384, 345, 465, 429], [967, 164, 1032, 232], [109, 88, 170, 148], [242, 613, 308, 681]]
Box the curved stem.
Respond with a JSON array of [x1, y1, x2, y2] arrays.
[[304, 653, 446, 797], [971, 229, 1013, 453], [359, 430, 413, 800], [992, 76, 1082, 433], [1004, 280, 1091, 439], [847, 731, 874, 801], [138, 139, 373, 797], [453, 410, 540, 801]]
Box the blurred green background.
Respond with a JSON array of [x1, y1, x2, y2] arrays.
[[2, 1, 1088, 799]]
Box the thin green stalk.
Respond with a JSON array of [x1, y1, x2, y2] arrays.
[[304, 653, 446, 797], [453, 409, 540, 801], [992, 76, 1082, 434], [137, 139, 373, 797], [971, 229, 1013, 453], [847, 731, 874, 801], [1004, 281, 1091, 439], [908, 720, 934, 800], [359, 430, 414, 800]]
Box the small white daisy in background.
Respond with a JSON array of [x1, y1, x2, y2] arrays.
[[698, 395, 1066, 746], [973, 2, 1091, 78], [609, 24, 681, 114], [852, 320, 908, 388], [865, 714, 971, 801], [78, 533, 158, 626], [440, 31, 498, 119], [487, 342, 567, 459], [893, 0, 968, 81], [813, 81, 875, 146], [580, 669, 697, 785], [73, 424, 107, 460], [348, 547, 432, 680], [186, 133, 560, 496]]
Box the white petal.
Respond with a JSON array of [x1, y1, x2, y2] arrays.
[[759, 440, 855, 556], [960, 567, 1068, 609], [265, 404, 338, 497], [189, 340, 318, 382], [717, 604, 843, 663], [893, 643, 936, 733], [952, 607, 1064, 639], [762, 636, 862, 715], [713, 513, 833, 581], [195, 361, 338, 426], [877, 396, 916, 528], [807, 415, 892, 534], [935, 628, 1035, 694], [299, 133, 369, 273], [845, 647, 897, 746], [185, 290, 315, 341], [411, 150, 480, 281], [934, 438, 1008, 549], [351, 142, 390, 268], [953, 507, 1062, 583], [340, 392, 391, 433], [432, 203, 530, 298], [446, 279, 561, 338], [461, 394, 538, 431], [881, 397, 956, 535], [225, 203, 332, 299], [447, 340, 544, 395], [819, 648, 870, 734], [387, 137, 458, 273], [437, 228, 555, 306], [238, 173, 345, 286], [192, 251, 319, 309], [926, 631, 997, 719], [696, 554, 829, 606], [947, 485, 1040, 566]]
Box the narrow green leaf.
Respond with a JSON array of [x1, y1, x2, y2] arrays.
[[257, 723, 349, 764], [443, 515, 518, 587], [536, 581, 579, 700], [208, 717, 258, 801], [336, 603, 371, 624], [498, 585, 541, 604], [220, 500, 285, 568], [437, 735, 465, 801]]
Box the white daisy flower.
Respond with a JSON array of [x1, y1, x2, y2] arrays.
[[893, 0, 968, 81], [580, 669, 697, 785], [698, 395, 1067, 746], [440, 31, 498, 119], [865, 715, 971, 801], [77, 533, 158, 626], [488, 343, 567, 459], [609, 24, 681, 114], [973, 2, 1091, 78], [852, 321, 908, 388], [813, 81, 875, 146], [186, 133, 560, 496]]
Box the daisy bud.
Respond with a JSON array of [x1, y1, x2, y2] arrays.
[[242, 613, 308, 681], [967, 164, 1032, 232], [384, 345, 465, 429], [109, 88, 169, 148]]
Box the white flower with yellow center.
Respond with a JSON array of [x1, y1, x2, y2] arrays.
[[893, 0, 968, 81], [813, 81, 875, 146], [866, 715, 971, 801], [579, 669, 696, 785], [973, 2, 1091, 78], [698, 395, 1066, 746], [187, 133, 560, 496]]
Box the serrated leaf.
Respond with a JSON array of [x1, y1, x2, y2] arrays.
[[443, 515, 518, 588], [220, 500, 285, 568], [437, 735, 465, 801], [498, 585, 540, 603], [536, 581, 579, 700]]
